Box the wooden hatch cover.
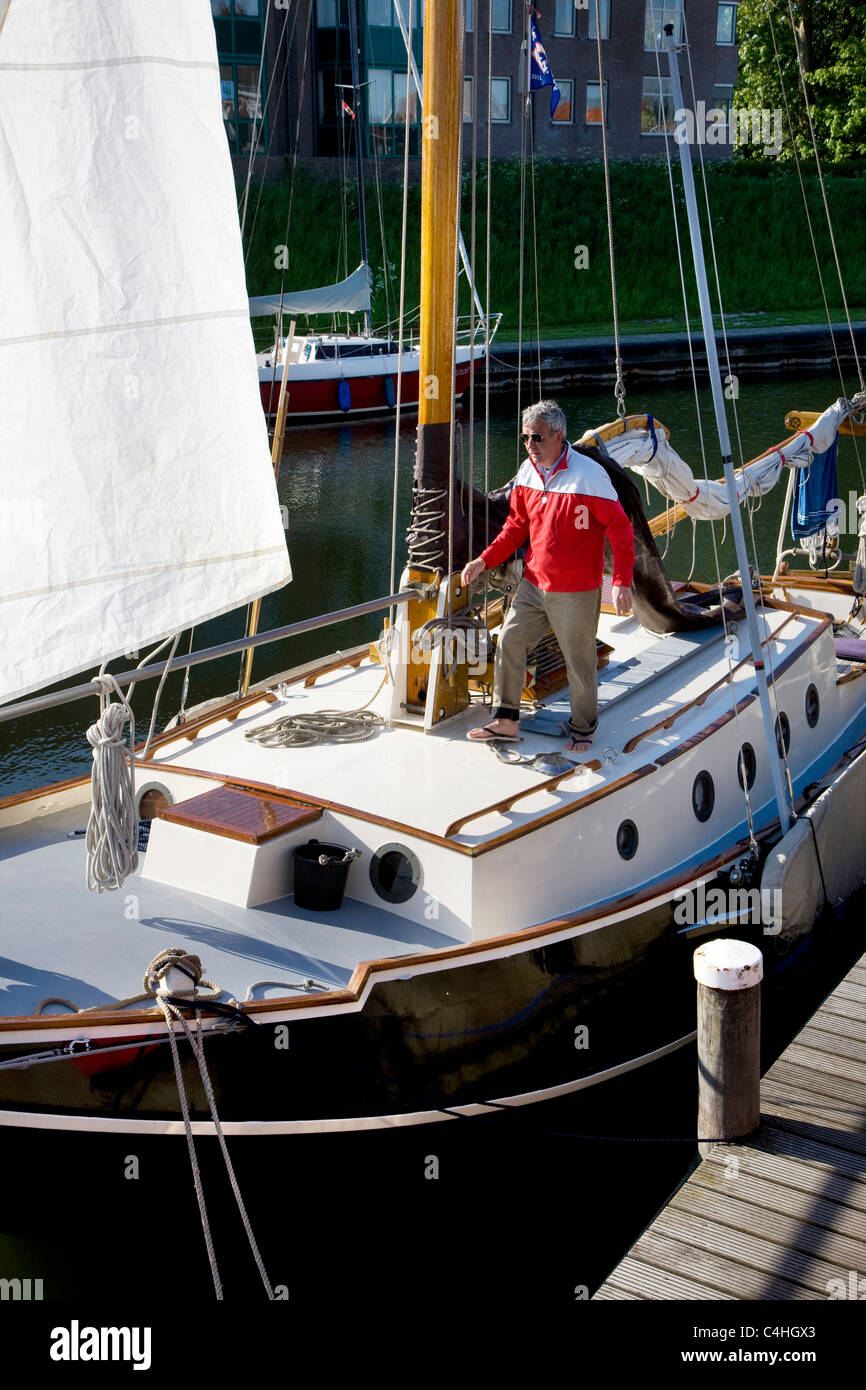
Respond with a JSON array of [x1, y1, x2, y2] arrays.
[[157, 786, 322, 846]]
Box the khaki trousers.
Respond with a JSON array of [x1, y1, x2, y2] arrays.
[[490, 579, 602, 737]]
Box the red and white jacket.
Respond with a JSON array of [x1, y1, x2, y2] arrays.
[[480, 443, 635, 592]]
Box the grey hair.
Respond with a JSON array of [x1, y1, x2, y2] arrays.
[[522, 399, 566, 438]]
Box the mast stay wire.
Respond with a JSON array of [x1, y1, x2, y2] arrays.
[[516, 4, 529, 471], [593, 0, 626, 418], [767, 3, 864, 490], [649, 4, 759, 850], [786, 0, 865, 398], [527, 112, 543, 400], [682, 9, 841, 810], [683, 9, 795, 823], [447, 0, 468, 619], [483, 0, 493, 612], [388, 0, 415, 634], [238, 0, 273, 246], [239, 1, 312, 680], [241, 0, 299, 262], [467, 0, 481, 569]]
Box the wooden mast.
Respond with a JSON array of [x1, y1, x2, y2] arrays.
[[403, 0, 469, 722]]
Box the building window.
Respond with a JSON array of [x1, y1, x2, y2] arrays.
[[219, 60, 264, 153], [463, 75, 473, 122], [368, 0, 393, 25], [466, 0, 473, 30], [552, 78, 574, 122], [711, 83, 733, 139], [588, 0, 611, 40], [492, 0, 512, 33], [367, 66, 420, 154], [212, 0, 260, 13], [313, 0, 337, 21], [716, 2, 737, 44], [641, 74, 675, 133], [490, 76, 511, 122], [644, 0, 683, 51], [585, 79, 606, 124], [554, 0, 575, 36]]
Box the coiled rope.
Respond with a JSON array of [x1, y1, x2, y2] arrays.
[[85, 673, 138, 893], [245, 707, 384, 749]]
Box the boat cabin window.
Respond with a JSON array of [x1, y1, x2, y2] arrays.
[[775, 712, 791, 757], [737, 743, 757, 791], [805, 684, 820, 728], [692, 772, 715, 823], [616, 820, 639, 861]]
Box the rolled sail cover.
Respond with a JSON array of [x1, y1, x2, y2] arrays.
[[0, 0, 291, 704]]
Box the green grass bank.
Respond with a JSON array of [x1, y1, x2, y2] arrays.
[[242, 158, 866, 339]]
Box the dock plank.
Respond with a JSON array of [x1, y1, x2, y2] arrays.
[[671, 1178, 866, 1269], [747, 1124, 866, 1180], [699, 1144, 866, 1217], [795, 1022, 866, 1064], [610, 1229, 815, 1301], [602, 1257, 735, 1301], [766, 1057, 866, 1103], [653, 1207, 848, 1295]]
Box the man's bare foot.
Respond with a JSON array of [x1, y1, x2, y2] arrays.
[[467, 719, 520, 742], [565, 736, 593, 755]]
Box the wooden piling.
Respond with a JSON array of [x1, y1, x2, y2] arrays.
[[694, 938, 763, 1158]]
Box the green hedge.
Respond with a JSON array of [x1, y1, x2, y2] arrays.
[[243, 158, 866, 337]]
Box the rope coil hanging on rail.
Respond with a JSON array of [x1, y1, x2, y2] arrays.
[[85, 673, 139, 893]]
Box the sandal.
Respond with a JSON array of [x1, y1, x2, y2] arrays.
[[467, 723, 520, 742]]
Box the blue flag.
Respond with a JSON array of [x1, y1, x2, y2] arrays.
[[528, 17, 560, 118]]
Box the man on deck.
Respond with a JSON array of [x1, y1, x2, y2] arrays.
[[461, 399, 634, 755]]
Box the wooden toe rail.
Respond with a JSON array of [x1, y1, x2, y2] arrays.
[[445, 759, 602, 838]]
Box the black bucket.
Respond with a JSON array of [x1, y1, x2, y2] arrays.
[[293, 840, 359, 911]]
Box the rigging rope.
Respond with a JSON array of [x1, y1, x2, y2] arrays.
[[767, 3, 865, 491], [238, 0, 273, 245], [593, 0, 625, 418], [389, 0, 414, 631], [650, 7, 758, 851], [242, 0, 298, 261], [467, 0, 480, 568], [786, 0, 865, 397], [516, 6, 529, 469], [447, 0, 467, 614], [483, 4, 493, 603]]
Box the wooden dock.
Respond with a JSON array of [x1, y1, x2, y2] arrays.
[[594, 953, 866, 1301]]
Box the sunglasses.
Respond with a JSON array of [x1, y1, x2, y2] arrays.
[[521, 432, 548, 444]]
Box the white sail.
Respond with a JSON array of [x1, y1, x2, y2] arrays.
[[248, 264, 373, 318], [0, 0, 290, 705]]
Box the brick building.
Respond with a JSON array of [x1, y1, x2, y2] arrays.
[[212, 0, 741, 175]]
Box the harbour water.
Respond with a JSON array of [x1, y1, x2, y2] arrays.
[[2, 370, 863, 794], [0, 369, 864, 1309]]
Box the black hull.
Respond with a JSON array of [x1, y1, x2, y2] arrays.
[[0, 886, 799, 1130]]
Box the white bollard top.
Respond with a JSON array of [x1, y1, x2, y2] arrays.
[[694, 938, 763, 991]]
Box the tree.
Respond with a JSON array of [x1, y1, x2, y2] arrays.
[[734, 0, 866, 161]]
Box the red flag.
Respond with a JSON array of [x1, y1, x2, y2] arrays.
[[341, 100, 355, 120]]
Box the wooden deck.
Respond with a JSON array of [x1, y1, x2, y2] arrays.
[[594, 953, 866, 1301]]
